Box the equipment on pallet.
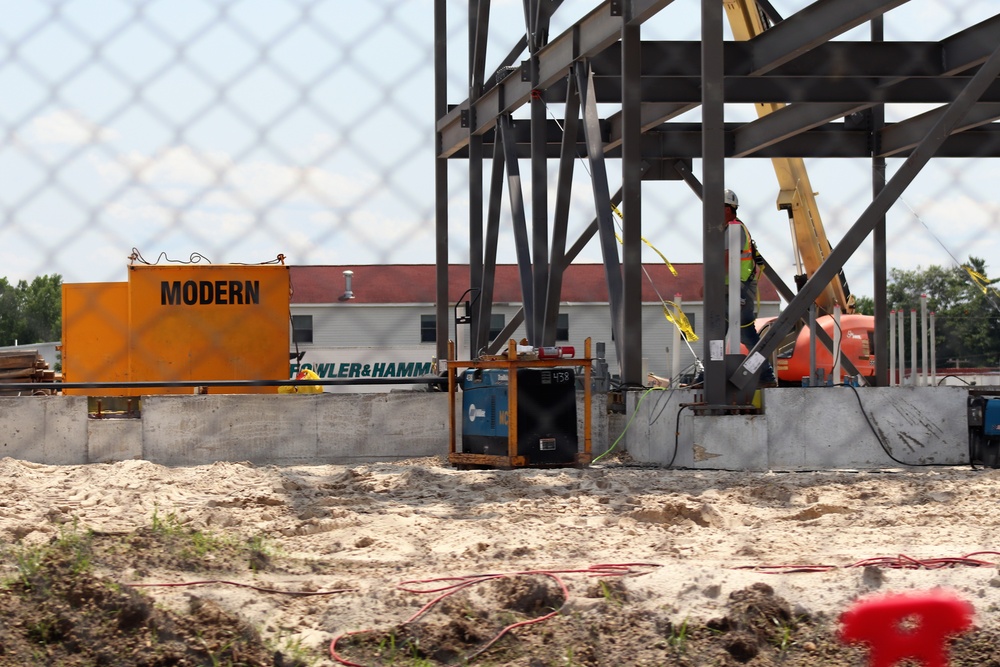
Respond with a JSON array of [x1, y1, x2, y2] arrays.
[[968, 390, 1000, 467], [448, 339, 592, 469]]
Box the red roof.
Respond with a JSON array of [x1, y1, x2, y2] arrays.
[[290, 264, 778, 305]]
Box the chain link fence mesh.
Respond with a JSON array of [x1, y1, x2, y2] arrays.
[[0, 0, 997, 389]]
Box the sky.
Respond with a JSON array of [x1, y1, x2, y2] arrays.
[[0, 0, 998, 306]]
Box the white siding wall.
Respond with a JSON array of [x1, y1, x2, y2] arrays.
[[292, 300, 780, 383]]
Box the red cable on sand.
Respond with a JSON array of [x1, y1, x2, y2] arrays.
[[329, 563, 661, 666], [738, 552, 1000, 574]]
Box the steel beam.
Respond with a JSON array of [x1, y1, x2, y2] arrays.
[[542, 73, 579, 346], [880, 103, 1000, 157], [732, 103, 871, 157], [499, 115, 537, 343], [438, 0, 676, 157], [475, 137, 505, 353], [731, 41, 1000, 390], [577, 61, 624, 368], [747, 0, 909, 75]]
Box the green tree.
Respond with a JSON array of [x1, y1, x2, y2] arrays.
[[854, 295, 874, 316], [0, 274, 62, 346], [22, 274, 62, 343], [878, 257, 1000, 369]]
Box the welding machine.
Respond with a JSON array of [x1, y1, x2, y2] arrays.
[[461, 366, 578, 465], [968, 394, 1000, 467]]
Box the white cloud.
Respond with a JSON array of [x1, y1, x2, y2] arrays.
[[25, 110, 117, 146]]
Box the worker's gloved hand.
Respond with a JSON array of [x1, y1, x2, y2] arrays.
[[740, 298, 746, 306]]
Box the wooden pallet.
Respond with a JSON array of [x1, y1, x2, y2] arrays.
[[0, 349, 60, 395]]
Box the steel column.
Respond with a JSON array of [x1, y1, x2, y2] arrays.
[[620, 14, 643, 387], [701, 0, 727, 405], [434, 0, 449, 364]]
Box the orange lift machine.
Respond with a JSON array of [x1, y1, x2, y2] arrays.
[[61, 261, 290, 396]]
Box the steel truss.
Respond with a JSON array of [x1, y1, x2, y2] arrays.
[[434, 0, 1000, 405]]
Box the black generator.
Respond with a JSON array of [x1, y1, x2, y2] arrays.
[[461, 366, 578, 466]]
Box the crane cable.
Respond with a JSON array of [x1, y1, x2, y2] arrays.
[[881, 171, 1000, 316]]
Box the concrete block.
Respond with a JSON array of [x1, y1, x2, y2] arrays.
[[350, 392, 451, 461], [766, 386, 968, 469], [0, 396, 89, 465], [88, 419, 142, 462], [623, 388, 696, 464], [688, 413, 769, 471], [142, 395, 319, 465]]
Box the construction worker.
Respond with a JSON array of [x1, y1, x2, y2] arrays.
[[724, 189, 777, 386]]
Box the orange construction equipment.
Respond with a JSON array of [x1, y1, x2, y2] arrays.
[[62, 263, 290, 395]]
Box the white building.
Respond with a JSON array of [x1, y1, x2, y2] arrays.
[[288, 264, 780, 391]]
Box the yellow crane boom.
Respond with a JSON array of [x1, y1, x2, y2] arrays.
[[723, 0, 856, 315]]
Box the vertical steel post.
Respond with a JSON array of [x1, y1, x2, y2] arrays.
[[833, 305, 842, 383], [872, 15, 888, 386], [897, 309, 905, 385], [809, 303, 818, 386], [530, 54, 548, 347], [889, 309, 896, 386], [434, 0, 449, 364], [621, 12, 643, 387], [701, 0, 727, 405], [930, 311, 937, 386], [920, 293, 929, 386], [672, 293, 683, 383]]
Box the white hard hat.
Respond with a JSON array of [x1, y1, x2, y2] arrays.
[[724, 189, 739, 208]]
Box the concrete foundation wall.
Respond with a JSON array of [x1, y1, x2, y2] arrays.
[[0, 396, 88, 464], [0, 387, 975, 469], [0, 391, 608, 466], [627, 385, 971, 470]]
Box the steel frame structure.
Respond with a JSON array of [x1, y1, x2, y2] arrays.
[[434, 0, 1000, 406]]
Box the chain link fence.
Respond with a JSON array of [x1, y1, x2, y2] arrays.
[[1, 0, 997, 388]]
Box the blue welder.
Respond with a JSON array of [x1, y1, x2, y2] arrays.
[[968, 393, 1000, 467], [461, 366, 578, 465]]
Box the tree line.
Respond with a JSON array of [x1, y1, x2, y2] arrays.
[[0, 274, 62, 346], [855, 256, 1000, 369]]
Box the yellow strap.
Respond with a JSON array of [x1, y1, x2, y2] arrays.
[[662, 300, 698, 341], [611, 204, 678, 277], [610, 204, 694, 341], [964, 266, 1000, 297]]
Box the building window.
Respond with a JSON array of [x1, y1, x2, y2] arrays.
[[291, 315, 313, 344], [420, 314, 436, 343], [489, 313, 505, 340], [557, 313, 569, 341]]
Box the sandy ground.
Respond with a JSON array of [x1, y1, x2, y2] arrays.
[[3, 455, 1000, 663]]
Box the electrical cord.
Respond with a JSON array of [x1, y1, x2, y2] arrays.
[[593, 386, 665, 464], [671, 402, 700, 469], [734, 551, 1000, 575], [658, 383, 970, 470], [812, 383, 970, 468], [129, 247, 212, 265], [128, 579, 354, 596], [329, 563, 661, 666]]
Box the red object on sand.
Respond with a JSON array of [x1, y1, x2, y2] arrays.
[[839, 590, 974, 667]]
